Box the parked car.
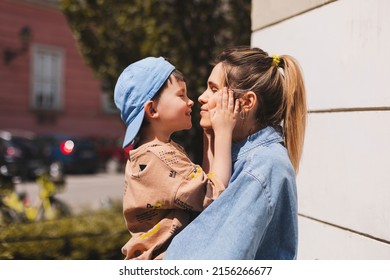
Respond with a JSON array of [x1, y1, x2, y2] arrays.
[[88, 137, 131, 173], [35, 134, 99, 174], [0, 130, 46, 182]]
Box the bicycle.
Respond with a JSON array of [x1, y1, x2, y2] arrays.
[[0, 168, 71, 225], [0, 167, 22, 224]]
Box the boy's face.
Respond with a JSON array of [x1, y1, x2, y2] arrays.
[[154, 76, 194, 133]]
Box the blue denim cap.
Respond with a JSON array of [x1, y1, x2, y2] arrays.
[[114, 57, 175, 147]]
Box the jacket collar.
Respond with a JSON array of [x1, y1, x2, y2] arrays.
[[232, 126, 284, 161]]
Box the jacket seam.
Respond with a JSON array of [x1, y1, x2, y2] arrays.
[[243, 170, 273, 222]]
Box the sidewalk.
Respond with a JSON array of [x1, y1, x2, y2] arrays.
[[15, 172, 124, 214]]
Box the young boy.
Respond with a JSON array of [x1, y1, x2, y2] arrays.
[[114, 57, 238, 259]]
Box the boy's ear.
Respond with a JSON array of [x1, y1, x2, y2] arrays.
[[144, 101, 159, 119]]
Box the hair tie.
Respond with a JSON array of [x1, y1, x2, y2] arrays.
[[272, 54, 280, 67]]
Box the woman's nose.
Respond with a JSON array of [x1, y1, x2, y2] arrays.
[[198, 91, 208, 105]]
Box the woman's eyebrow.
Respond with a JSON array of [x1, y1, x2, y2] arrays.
[[208, 81, 219, 88]]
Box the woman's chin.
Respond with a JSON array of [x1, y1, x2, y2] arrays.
[[199, 120, 212, 130]]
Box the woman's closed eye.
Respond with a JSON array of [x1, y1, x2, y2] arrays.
[[211, 86, 219, 93]]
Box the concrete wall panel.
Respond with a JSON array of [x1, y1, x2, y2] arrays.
[[298, 111, 390, 242], [252, 0, 335, 31], [251, 0, 390, 111], [298, 216, 390, 259]]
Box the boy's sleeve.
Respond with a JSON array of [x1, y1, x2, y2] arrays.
[[174, 165, 226, 211], [147, 143, 226, 212]]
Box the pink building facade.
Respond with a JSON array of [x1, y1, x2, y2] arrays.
[[0, 0, 125, 140]]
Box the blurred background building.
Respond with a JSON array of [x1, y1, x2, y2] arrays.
[[0, 0, 128, 175], [252, 0, 390, 259], [0, 0, 124, 139]]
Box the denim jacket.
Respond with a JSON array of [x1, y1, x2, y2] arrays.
[[164, 126, 298, 259]]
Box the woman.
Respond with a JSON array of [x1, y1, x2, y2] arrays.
[[164, 46, 307, 259]]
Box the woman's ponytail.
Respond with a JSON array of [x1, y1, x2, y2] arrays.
[[280, 55, 307, 173]]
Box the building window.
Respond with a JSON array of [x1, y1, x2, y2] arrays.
[[31, 45, 63, 111]]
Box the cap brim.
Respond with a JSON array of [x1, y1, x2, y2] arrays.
[[122, 109, 145, 148]]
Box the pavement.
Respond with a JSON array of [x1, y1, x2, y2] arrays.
[[15, 172, 124, 215]]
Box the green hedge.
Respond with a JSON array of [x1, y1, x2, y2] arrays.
[[0, 207, 130, 260]]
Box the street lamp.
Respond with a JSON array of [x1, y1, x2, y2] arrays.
[[3, 25, 32, 65]]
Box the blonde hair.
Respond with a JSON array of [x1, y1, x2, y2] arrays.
[[215, 46, 307, 173]]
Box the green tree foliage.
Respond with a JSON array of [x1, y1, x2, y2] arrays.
[[60, 0, 251, 163]]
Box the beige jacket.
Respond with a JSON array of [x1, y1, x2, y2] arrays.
[[121, 140, 225, 260]]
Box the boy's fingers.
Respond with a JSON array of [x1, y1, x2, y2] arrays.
[[234, 100, 240, 116], [216, 90, 222, 111], [228, 89, 234, 111], [221, 87, 229, 110], [209, 107, 216, 118], [220, 95, 225, 111]]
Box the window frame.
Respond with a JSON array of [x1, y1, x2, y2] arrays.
[[30, 44, 64, 112]]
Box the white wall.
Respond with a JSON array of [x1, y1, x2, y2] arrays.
[[251, 0, 390, 259], [252, 0, 334, 31]]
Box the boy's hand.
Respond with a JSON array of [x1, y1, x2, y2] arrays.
[[210, 87, 239, 134]]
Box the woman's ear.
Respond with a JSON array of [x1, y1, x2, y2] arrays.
[[239, 91, 257, 111], [144, 101, 159, 120]]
